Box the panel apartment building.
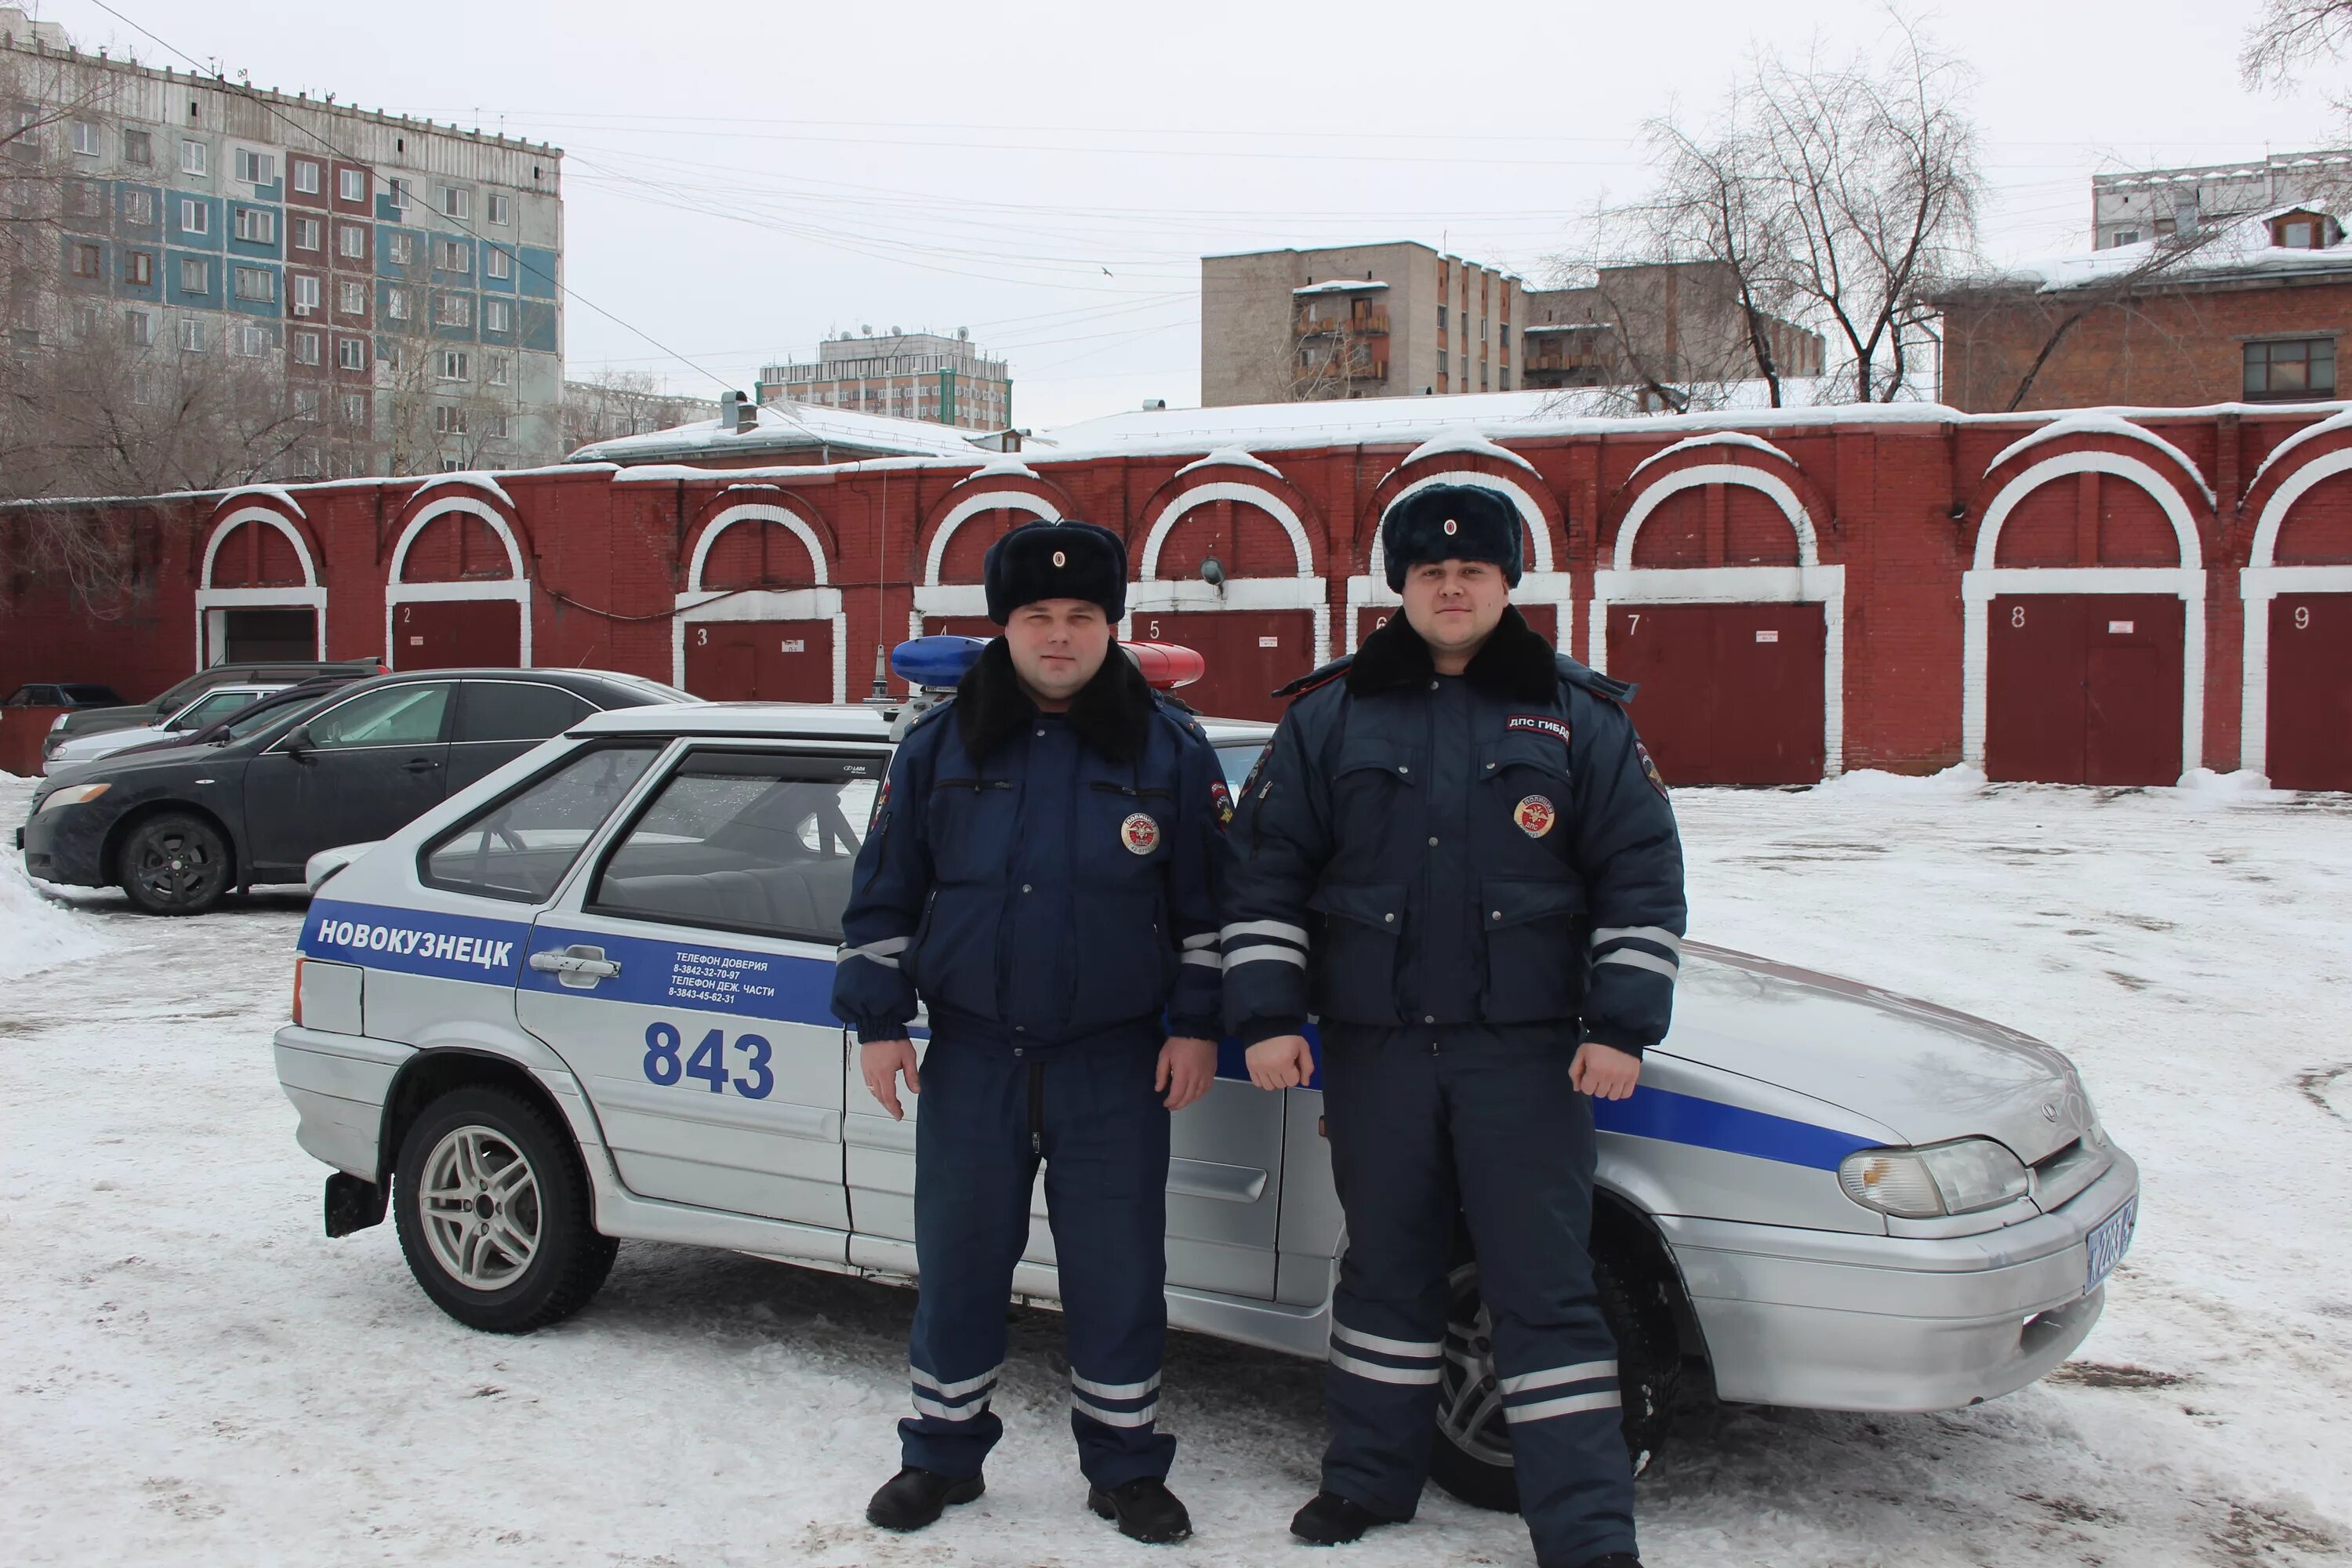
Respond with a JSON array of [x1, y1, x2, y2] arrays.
[[2093, 148, 2352, 249], [758, 328, 1011, 431], [2, 13, 564, 477], [1202, 242, 1525, 406]]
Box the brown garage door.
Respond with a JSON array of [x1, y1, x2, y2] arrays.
[[683, 619, 836, 702], [1606, 602, 1827, 786], [1137, 610, 1315, 722], [1987, 593, 2183, 786], [2268, 593, 2352, 790], [395, 600, 521, 670]]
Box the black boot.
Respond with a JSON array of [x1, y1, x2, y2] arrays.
[[1573, 1555, 1644, 1568], [1289, 1490, 1399, 1545], [1087, 1476, 1194, 1543], [866, 1466, 984, 1531]]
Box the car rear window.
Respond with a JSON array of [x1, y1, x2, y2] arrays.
[[586, 749, 880, 943], [456, 681, 594, 744], [422, 743, 662, 903], [61, 684, 124, 705]]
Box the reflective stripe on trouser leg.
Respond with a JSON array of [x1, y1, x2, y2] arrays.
[[1316, 1023, 1455, 1522], [899, 1040, 1036, 1479], [1442, 1038, 1638, 1568], [1040, 1036, 1178, 1490]]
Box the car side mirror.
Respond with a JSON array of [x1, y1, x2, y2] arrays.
[[283, 724, 314, 760]]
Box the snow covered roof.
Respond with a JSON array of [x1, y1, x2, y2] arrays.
[[1523, 322, 1609, 333], [1293, 279, 1388, 296], [2249, 407, 2352, 489], [1396, 430, 1538, 474], [1985, 415, 2216, 505], [1953, 207, 2352, 297], [408, 470, 515, 509], [1175, 446, 1285, 479], [566, 400, 985, 465], [1631, 430, 1794, 477]]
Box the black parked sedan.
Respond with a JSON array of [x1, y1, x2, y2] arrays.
[[20, 668, 694, 915]]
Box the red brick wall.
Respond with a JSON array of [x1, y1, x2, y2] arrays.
[[5, 406, 2349, 778], [1943, 278, 2352, 414]]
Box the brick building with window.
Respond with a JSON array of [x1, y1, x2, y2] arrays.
[[2, 14, 564, 475], [1936, 184, 2350, 414]]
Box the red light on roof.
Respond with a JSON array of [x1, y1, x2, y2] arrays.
[[1124, 641, 1203, 690]]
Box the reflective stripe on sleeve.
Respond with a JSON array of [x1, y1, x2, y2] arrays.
[[1224, 945, 1307, 970], [1221, 919, 1309, 946], [1591, 926, 1682, 956], [839, 935, 912, 969], [1181, 950, 1221, 968], [1596, 948, 1678, 979], [1181, 931, 1221, 951]]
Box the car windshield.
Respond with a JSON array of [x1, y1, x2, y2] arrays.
[[169, 688, 274, 730], [223, 691, 336, 741]]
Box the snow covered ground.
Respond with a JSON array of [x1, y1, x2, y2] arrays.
[[3, 770, 2349, 1567]]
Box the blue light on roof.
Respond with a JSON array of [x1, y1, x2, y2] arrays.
[[891, 635, 989, 689]]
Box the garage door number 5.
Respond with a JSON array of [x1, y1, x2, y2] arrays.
[[643, 1021, 774, 1098]]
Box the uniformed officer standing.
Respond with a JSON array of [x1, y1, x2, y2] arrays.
[[1223, 484, 1685, 1568], [833, 519, 1230, 1544]]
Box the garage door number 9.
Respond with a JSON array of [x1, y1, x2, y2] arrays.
[[643, 1021, 774, 1098], [2296, 606, 2312, 630]]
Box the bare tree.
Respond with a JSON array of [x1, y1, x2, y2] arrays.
[[1560, 17, 1981, 407], [561, 369, 713, 452], [2243, 0, 2352, 89]]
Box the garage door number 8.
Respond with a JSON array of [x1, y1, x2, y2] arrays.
[[643, 1021, 774, 1098], [2012, 605, 2027, 628]]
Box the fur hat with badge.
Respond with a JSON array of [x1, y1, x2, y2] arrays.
[[1380, 482, 1523, 590], [982, 518, 1130, 624]]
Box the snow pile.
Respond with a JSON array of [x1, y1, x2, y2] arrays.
[[0, 780, 110, 982], [1807, 763, 1987, 798], [2176, 767, 2295, 799]]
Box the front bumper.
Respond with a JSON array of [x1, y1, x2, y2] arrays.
[[17, 796, 116, 887], [1663, 1146, 2139, 1411]]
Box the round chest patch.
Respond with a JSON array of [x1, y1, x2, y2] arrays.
[[1052, 550, 1067, 568], [1120, 812, 1161, 855], [1513, 794, 1556, 839], [1443, 517, 1458, 535]]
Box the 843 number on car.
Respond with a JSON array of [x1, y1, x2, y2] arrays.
[[642, 1021, 774, 1099]]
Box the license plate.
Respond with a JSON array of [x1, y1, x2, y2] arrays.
[[2085, 1196, 2136, 1291]]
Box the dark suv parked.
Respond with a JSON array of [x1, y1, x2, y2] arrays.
[[40, 659, 387, 760], [20, 668, 695, 914]]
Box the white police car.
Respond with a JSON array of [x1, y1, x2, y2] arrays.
[[274, 639, 2137, 1507]]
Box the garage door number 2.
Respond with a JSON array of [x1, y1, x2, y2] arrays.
[[643, 1021, 774, 1098]]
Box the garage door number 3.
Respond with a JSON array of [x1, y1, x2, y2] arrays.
[[643, 1021, 774, 1098]]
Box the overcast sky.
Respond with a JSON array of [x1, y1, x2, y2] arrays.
[[32, 0, 2352, 427]]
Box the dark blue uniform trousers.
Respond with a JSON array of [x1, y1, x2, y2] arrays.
[[1319, 1024, 1637, 1568], [899, 1033, 1178, 1490]]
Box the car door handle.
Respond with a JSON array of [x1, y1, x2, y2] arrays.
[[403, 757, 441, 772], [530, 945, 621, 985]]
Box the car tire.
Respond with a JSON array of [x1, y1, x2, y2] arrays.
[[1426, 1245, 1682, 1514], [392, 1084, 618, 1334], [116, 811, 233, 916]]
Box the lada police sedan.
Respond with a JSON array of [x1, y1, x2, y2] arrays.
[[274, 671, 2138, 1506]]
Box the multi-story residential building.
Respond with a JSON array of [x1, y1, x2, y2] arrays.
[[757, 328, 1011, 431], [2092, 149, 2352, 249], [1518, 261, 1826, 396], [1, 14, 563, 478], [1200, 242, 1523, 406]]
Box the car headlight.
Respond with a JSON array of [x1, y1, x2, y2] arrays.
[[37, 782, 111, 812], [1838, 1138, 2029, 1218], [48, 713, 67, 731]]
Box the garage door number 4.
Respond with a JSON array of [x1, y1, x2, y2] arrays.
[[643, 1021, 775, 1098]]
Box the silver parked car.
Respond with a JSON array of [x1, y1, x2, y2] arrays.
[[274, 698, 2137, 1509]]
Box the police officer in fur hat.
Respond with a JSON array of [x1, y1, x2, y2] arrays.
[[833, 518, 1232, 1544], [1222, 483, 1685, 1568]]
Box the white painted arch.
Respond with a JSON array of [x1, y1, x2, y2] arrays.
[[1348, 469, 1571, 654], [2240, 446, 2352, 778], [1961, 450, 2206, 779], [673, 501, 848, 701], [1128, 479, 1329, 666], [1588, 463, 1844, 778], [913, 488, 1062, 628], [384, 496, 532, 670], [194, 506, 326, 666]]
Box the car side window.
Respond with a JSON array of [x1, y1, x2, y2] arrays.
[[172, 690, 261, 730], [302, 683, 452, 749], [586, 749, 881, 943], [456, 681, 594, 744], [421, 742, 662, 903]]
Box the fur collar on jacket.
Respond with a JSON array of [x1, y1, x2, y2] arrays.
[[953, 636, 1156, 764], [1345, 604, 1559, 703]]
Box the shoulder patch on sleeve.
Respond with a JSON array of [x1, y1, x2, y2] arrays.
[[1636, 739, 1671, 797], [1240, 737, 1276, 800]]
